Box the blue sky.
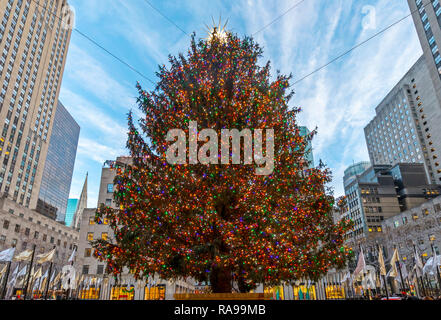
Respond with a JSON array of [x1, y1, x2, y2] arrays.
[[61, 0, 423, 207]]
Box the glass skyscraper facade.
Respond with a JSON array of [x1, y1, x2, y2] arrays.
[[37, 100, 80, 222], [299, 126, 315, 169], [65, 198, 78, 227]]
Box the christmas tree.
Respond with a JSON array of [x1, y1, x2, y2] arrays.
[[93, 29, 353, 293]]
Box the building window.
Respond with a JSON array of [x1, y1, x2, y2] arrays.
[[12, 239, 17, 247], [103, 218, 109, 225], [97, 265, 104, 275], [25, 228, 30, 236], [82, 265, 89, 275], [34, 231, 39, 239], [101, 233, 108, 241], [3, 220, 9, 229], [89, 217, 95, 225], [0, 235, 6, 244], [84, 248, 91, 257], [87, 233, 94, 241], [14, 224, 20, 233], [50, 236, 54, 244], [43, 234, 47, 241], [105, 199, 112, 206], [107, 184, 113, 193]]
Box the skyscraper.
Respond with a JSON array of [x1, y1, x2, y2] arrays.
[[0, 0, 73, 210], [299, 126, 315, 169], [37, 100, 80, 222], [407, 0, 441, 183], [343, 161, 371, 189], [65, 197, 78, 227], [408, 0, 441, 105], [364, 56, 441, 184]]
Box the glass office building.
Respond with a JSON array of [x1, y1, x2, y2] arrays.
[[299, 126, 315, 169], [65, 198, 79, 227], [37, 101, 80, 222]]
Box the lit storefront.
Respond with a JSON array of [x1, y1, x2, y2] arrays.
[[263, 286, 284, 300], [292, 284, 317, 300], [79, 287, 100, 300], [144, 284, 166, 300], [324, 284, 345, 299], [110, 286, 135, 300]]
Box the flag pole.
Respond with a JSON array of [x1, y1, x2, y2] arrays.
[[413, 244, 425, 297], [68, 245, 77, 300], [377, 244, 389, 300], [394, 245, 405, 294], [1, 260, 12, 300], [23, 244, 36, 300], [358, 244, 370, 300], [44, 246, 56, 300], [430, 242, 441, 293]]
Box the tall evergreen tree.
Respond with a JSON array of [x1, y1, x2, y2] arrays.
[[93, 30, 353, 293]]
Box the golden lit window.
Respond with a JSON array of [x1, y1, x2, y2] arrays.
[[101, 233, 108, 241], [412, 214, 418, 221], [368, 228, 373, 232], [111, 286, 135, 301], [89, 218, 95, 225], [79, 288, 100, 300], [429, 235, 436, 241], [103, 218, 109, 225], [84, 248, 91, 257], [377, 227, 382, 232], [87, 233, 94, 241], [144, 285, 166, 300]]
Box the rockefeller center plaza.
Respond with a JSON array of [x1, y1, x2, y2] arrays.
[[1, 0, 441, 317]]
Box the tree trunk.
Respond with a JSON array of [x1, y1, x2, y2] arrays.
[[238, 275, 252, 293], [210, 266, 232, 293]]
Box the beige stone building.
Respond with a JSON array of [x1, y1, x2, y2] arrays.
[[75, 157, 196, 300], [0, 193, 79, 273]]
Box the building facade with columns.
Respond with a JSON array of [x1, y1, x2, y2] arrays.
[[0, 194, 79, 283]]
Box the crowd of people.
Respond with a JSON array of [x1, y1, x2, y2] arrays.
[[371, 292, 441, 300]]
